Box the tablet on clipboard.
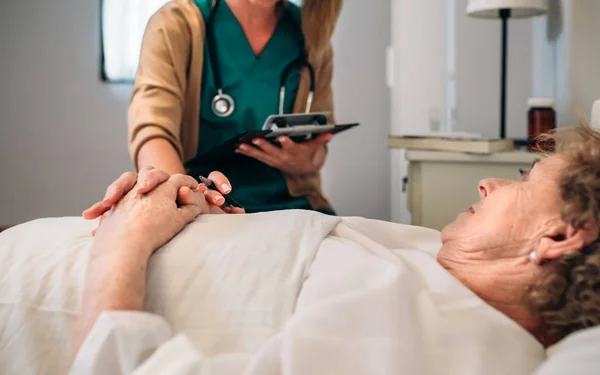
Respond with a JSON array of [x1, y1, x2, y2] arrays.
[[196, 112, 359, 164], [261, 113, 358, 143]]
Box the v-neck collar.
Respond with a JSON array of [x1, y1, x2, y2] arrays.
[[221, 0, 283, 62], [197, 0, 303, 85]]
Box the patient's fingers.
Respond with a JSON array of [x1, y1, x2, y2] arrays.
[[178, 203, 203, 224], [84, 168, 149, 220], [207, 171, 232, 194], [91, 214, 106, 236], [176, 186, 192, 205], [137, 167, 169, 194], [103, 171, 138, 206], [84, 171, 138, 219], [177, 186, 206, 205], [168, 174, 200, 192], [82, 201, 109, 220], [177, 186, 209, 211], [178, 186, 224, 211], [177, 186, 208, 223], [88, 168, 170, 219]]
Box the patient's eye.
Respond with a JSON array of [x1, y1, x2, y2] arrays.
[[519, 159, 539, 181]]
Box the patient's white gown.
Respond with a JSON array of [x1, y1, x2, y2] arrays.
[[0, 211, 545, 375]]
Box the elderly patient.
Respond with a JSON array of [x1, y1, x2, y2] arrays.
[[64, 125, 599, 373]]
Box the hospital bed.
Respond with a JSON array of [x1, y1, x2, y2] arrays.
[[0, 211, 599, 375]]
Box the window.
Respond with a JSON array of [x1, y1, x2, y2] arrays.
[[101, 0, 170, 82]]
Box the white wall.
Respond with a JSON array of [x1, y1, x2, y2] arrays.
[[568, 0, 600, 124], [455, 0, 534, 139], [0, 0, 391, 226], [529, 0, 600, 127], [0, 0, 132, 226], [530, 0, 576, 128], [455, 0, 600, 138], [324, 1, 391, 220]]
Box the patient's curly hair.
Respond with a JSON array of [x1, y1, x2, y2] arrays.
[[527, 122, 600, 342]]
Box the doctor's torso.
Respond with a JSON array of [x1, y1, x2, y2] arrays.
[[187, 0, 311, 213]]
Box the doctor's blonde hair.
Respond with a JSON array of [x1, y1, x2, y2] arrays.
[[298, 0, 343, 53], [527, 122, 600, 343]]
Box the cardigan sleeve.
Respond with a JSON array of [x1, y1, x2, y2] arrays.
[[127, 3, 192, 170]]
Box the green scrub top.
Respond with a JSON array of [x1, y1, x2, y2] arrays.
[[186, 0, 312, 214]]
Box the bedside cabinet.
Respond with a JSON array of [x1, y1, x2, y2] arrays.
[[405, 150, 539, 231]]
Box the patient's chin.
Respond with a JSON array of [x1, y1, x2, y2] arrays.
[[440, 214, 466, 242], [439, 224, 455, 243]]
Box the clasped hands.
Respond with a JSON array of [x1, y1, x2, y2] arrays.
[[80, 132, 332, 258], [82, 167, 244, 259]]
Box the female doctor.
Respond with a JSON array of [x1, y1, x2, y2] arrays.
[[128, 0, 343, 214]]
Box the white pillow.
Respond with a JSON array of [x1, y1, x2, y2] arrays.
[[534, 326, 600, 375]]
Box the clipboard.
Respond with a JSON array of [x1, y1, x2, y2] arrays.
[[196, 113, 359, 164]]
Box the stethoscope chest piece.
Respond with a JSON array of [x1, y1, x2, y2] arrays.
[[212, 89, 235, 118]]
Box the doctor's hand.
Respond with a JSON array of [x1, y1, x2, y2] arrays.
[[236, 133, 332, 176]]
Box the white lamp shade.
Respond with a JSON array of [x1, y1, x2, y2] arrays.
[[467, 0, 548, 18]]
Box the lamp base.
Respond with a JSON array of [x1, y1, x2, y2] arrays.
[[499, 8, 510, 139]]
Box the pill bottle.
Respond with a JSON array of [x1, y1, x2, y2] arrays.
[[527, 97, 556, 152]]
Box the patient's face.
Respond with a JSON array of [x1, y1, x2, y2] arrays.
[[440, 155, 567, 259]]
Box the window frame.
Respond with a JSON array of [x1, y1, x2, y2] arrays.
[[99, 0, 136, 83], [101, 0, 171, 84]]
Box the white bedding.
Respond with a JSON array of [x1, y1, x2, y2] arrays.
[[0, 211, 545, 375]]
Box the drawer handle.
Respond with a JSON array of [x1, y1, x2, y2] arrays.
[[402, 176, 409, 192]]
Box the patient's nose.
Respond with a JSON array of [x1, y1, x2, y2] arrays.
[[478, 178, 512, 198]]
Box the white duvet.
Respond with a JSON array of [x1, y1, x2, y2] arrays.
[[0, 210, 545, 375]]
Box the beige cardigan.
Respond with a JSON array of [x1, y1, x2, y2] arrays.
[[128, 0, 341, 211]]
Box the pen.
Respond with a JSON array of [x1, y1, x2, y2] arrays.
[[198, 176, 244, 209]]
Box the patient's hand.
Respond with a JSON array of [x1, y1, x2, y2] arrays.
[[73, 173, 216, 355], [92, 174, 216, 257], [83, 168, 243, 235]]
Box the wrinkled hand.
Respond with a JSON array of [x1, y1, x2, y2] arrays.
[[83, 168, 244, 235], [236, 133, 332, 176], [91, 173, 219, 257]]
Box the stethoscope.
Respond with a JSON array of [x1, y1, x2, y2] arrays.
[[206, 0, 316, 118]]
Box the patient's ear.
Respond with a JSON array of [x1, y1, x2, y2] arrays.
[[536, 224, 597, 263]]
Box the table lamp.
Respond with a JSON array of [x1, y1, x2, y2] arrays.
[[467, 0, 548, 139]]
